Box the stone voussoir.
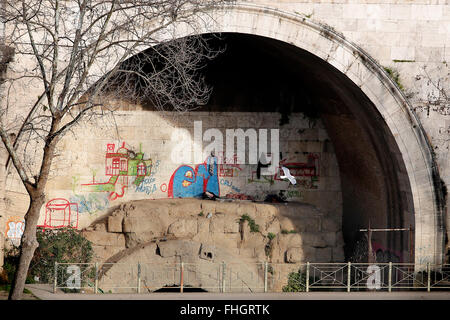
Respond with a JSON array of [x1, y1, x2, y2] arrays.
[[82, 230, 126, 247], [108, 215, 123, 233]]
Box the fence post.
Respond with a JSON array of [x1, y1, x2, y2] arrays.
[[137, 262, 141, 294], [53, 262, 58, 294], [180, 262, 184, 293], [306, 262, 310, 292], [94, 262, 98, 294], [264, 262, 268, 293], [347, 262, 351, 292], [388, 262, 392, 292], [222, 262, 226, 293], [427, 263, 431, 292]]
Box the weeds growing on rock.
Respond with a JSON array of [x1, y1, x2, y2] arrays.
[[240, 214, 260, 233]]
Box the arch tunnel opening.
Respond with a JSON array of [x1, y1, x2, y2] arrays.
[[106, 32, 416, 264]]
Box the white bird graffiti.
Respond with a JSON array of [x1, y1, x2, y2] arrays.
[[280, 166, 297, 185]]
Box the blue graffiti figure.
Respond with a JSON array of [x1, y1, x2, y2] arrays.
[[168, 155, 219, 198], [205, 155, 219, 196]]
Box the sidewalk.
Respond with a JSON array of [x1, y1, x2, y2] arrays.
[[24, 284, 450, 300]]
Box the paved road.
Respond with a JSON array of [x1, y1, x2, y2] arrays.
[[25, 284, 450, 300]]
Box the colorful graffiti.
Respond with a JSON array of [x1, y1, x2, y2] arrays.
[[248, 174, 275, 185], [248, 153, 320, 189], [217, 152, 243, 177], [5, 217, 25, 246], [70, 193, 110, 214], [135, 177, 158, 195], [81, 142, 152, 200], [274, 155, 320, 180], [135, 160, 161, 195], [220, 178, 241, 193], [168, 155, 219, 198], [279, 189, 304, 200], [38, 198, 79, 230], [149, 160, 161, 177]]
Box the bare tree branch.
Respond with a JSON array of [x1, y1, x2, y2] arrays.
[[0, 0, 227, 300]]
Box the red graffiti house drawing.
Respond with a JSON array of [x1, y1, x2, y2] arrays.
[[274, 153, 320, 180], [81, 142, 152, 200], [38, 198, 79, 230]]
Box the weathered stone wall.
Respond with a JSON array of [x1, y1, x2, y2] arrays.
[[246, 1, 450, 242], [35, 109, 342, 231], [1, 0, 449, 268], [83, 198, 344, 292]]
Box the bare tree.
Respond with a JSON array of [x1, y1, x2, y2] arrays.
[[0, 0, 225, 300]]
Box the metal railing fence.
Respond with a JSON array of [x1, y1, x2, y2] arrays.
[[53, 261, 450, 293]]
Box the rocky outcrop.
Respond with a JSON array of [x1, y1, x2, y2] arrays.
[[82, 198, 345, 292]]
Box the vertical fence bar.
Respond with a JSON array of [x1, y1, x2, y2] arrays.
[[46, 261, 450, 295], [94, 262, 98, 294], [264, 262, 268, 293], [388, 262, 392, 292], [347, 262, 351, 292], [222, 262, 226, 293], [306, 262, 310, 292], [53, 262, 58, 293], [137, 262, 141, 294], [180, 262, 184, 293], [229, 266, 232, 293]]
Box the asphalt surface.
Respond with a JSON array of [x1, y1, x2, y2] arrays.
[[24, 284, 450, 300]]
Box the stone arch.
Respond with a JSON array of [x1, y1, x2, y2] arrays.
[[93, 3, 445, 268]]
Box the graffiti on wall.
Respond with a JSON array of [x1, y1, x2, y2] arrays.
[[248, 153, 320, 189], [275, 154, 320, 189], [37, 198, 79, 230], [135, 160, 161, 195], [168, 155, 219, 198], [5, 216, 25, 246], [69, 193, 110, 214], [372, 242, 402, 263], [279, 189, 304, 200], [135, 177, 158, 195], [220, 178, 241, 193], [81, 142, 152, 200], [275, 154, 320, 180], [248, 174, 275, 185], [217, 152, 243, 177], [51, 144, 159, 221]]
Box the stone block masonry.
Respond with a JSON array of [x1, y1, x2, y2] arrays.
[[82, 198, 345, 292], [31, 111, 342, 233], [0, 0, 448, 270]]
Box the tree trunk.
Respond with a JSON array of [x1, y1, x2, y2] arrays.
[[8, 192, 45, 300], [6, 119, 58, 299]]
